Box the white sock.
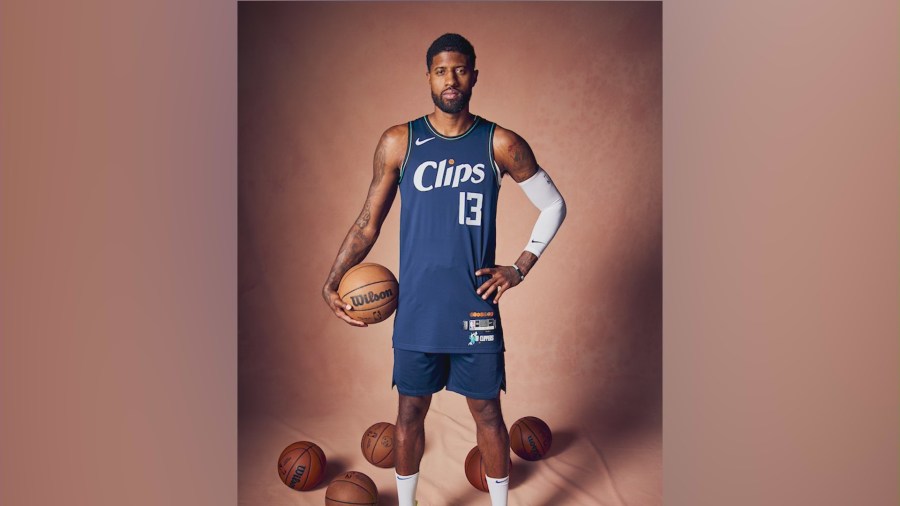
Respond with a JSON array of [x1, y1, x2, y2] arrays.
[[485, 474, 509, 506], [396, 472, 419, 506]]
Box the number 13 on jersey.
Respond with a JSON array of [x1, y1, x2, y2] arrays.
[[459, 192, 483, 226]]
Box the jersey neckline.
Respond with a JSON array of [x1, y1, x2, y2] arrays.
[[422, 115, 481, 140]]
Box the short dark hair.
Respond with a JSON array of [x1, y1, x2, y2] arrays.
[[426, 33, 476, 70]]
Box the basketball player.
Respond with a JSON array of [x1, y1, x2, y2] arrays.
[[322, 34, 566, 506]]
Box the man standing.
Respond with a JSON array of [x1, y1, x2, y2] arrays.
[[322, 33, 566, 506]]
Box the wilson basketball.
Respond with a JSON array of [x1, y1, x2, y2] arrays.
[[464, 446, 512, 492], [510, 416, 553, 461], [338, 263, 398, 324], [277, 441, 326, 491], [361, 421, 395, 468], [325, 471, 378, 505]]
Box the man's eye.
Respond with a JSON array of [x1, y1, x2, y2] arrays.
[[456, 68, 466, 75]]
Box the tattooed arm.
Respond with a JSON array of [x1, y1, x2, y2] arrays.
[[476, 126, 566, 303], [322, 124, 406, 326]]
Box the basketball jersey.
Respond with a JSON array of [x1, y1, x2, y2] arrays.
[[392, 115, 504, 353]]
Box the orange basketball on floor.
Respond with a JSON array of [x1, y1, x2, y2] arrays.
[[277, 441, 326, 491], [338, 263, 398, 324], [325, 471, 378, 505], [361, 421, 395, 468], [464, 446, 512, 492], [510, 416, 553, 461]]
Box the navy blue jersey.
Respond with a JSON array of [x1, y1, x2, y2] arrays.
[[392, 115, 504, 353]]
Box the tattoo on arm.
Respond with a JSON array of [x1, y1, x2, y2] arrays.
[[324, 226, 372, 293], [511, 143, 525, 163], [324, 133, 397, 293], [355, 200, 371, 230], [354, 142, 389, 231], [502, 133, 538, 182], [326, 195, 378, 291], [373, 141, 387, 183]]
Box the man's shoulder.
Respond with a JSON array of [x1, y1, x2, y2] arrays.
[[378, 122, 411, 155], [491, 123, 527, 151], [490, 122, 540, 181], [382, 122, 409, 140]]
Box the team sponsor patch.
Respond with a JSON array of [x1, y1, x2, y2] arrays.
[[469, 311, 494, 318], [471, 318, 496, 331], [462, 318, 496, 331], [467, 331, 495, 345]]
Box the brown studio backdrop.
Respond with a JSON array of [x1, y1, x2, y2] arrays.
[[239, 2, 660, 505]]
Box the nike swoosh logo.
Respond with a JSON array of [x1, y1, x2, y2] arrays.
[[530, 240, 546, 244], [415, 137, 435, 146], [495, 478, 509, 484]]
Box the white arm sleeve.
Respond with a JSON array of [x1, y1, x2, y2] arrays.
[[518, 168, 567, 257]]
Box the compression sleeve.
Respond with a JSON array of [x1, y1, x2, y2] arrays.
[[518, 168, 567, 257]]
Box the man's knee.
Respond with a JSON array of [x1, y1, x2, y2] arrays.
[[397, 395, 431, 429], [468, 399, 505, 429]]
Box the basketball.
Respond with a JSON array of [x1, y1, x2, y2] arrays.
[[325, 471, 378, 505], [277, 441, 326, 491], [464, 446, 512, 492], [510, 416, 553, 461], [361, 421, 395, 468], [338, 262, 399, 324]]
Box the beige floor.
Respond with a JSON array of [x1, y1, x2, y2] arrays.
[[239, 392, 660, 506]]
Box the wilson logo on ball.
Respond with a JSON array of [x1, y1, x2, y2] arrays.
[[350, 288, 394, 307], [289, 465, 306, 488], [527, 435, 540, 458]]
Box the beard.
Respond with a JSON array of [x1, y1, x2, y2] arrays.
[[431, 88, 471, 114]]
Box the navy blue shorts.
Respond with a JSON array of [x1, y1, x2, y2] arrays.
[[392, 349, 506, 400]]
